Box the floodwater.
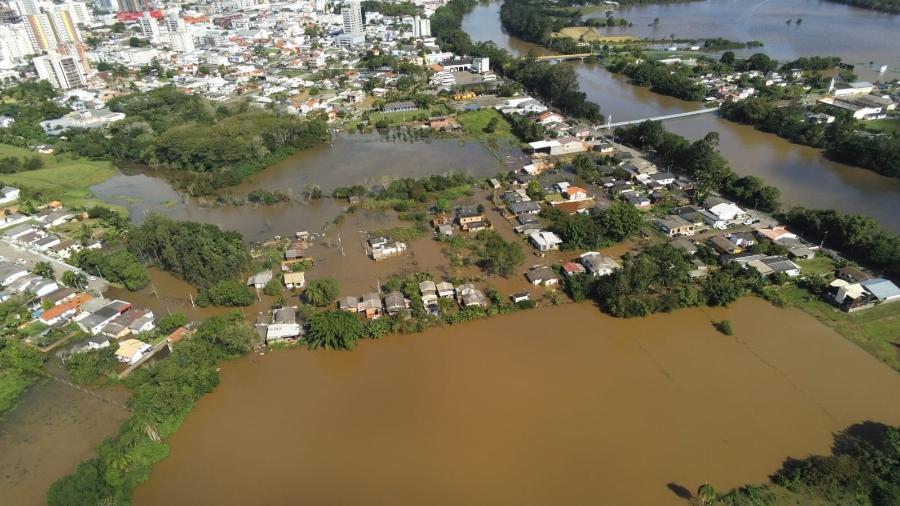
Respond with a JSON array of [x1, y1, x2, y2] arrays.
[[589, 0, 900, 80], [134, 298, 900, 505], [91, 131, 518, 242], [462, 2, 900, 232], [0, 379, 130, 506]]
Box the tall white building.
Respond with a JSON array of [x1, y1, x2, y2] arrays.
[[168, 17, 195, 53], [412, 16, 430, 38], [339, 0, 364, 46], [64, 1, 92, 25], [33, 51, 86, 89], [0, 24, 36, 69], [139, 10, 161, 43]]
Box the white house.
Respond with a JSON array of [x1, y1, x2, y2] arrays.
[[115, 339, 152, 365], [579, 252, 621, 277], [529, 231, 563, 252], [708, 202, 747, 222]]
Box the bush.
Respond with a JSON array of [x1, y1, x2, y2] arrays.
[[306, 310, 364, 350], [198, 280, 255, 307], [64, 347, 119, 385], [304, 278, 340, 307], [714, 320, 733, 335]]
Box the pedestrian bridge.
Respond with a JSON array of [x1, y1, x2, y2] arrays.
[[532, 53, 595, 62], [603, 107, 720, 128]]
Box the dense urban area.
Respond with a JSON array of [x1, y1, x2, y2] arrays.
[[0, 0, 898, 505]]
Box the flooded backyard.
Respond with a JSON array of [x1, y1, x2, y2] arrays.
[[133, 298, 900, 505]]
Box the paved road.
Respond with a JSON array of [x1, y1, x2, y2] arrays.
[[0, 239, 108, 293]]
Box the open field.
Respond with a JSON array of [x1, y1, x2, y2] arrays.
[[776, 285, 900, 372], [0, 144, 122, 212], [456, 108, 515, 141], [863, 117, 900, 134], [555, 27, 639, 43]]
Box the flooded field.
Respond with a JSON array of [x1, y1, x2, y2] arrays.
[[0, 380, 130, 506], [91, 132, 522, 242], [134, 298, 900, 505]]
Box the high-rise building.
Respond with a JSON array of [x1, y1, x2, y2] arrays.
[[23, 4, 81, 52], [339, 0, 363, 46], [118, 0, 147, 13], [167, 16, 194, 53], [0, 24, 36, 69], [65, 1, 92, 25], [33, 50, 86, 89], [412, 16, 430, 38], [139, 10, 160, 42]]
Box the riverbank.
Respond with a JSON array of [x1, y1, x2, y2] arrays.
[[132, 297, 900, 505]]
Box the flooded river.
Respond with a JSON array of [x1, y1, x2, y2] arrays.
[[590, 0, 900, 80], [462, 1, 900, 232], [134, 298, 900, 505], [0, 380, 130, 506]]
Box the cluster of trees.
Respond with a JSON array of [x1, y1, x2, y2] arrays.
[[47, 313, 255, 506], [498, 0, 581, 45], [542, 203, 644, 250], [702, 38, 763, 50], [58, 87, 330, 195], [197, 280, 254, 307], [431, 0, 602, 121], [824, 0, 900, 13], [714, 422, 900, 505], [782, 55, 842, 71], [779, 207, 900, 279], [247, 189, 290, 205], [0, 154, 44, 174], [63, 346, 118, 385], [615, 121, 781, 211], [0, 81, 69, 145], [472, 230, 525, 278], [721, 98, 900, 178], [613, 60, 708, 101], [0, 336, 45, 416], [567, 244, 762, 317], [361, 0, 419, 16], [73, 250, 149, 291], [376, 173, 474, 203], [506, 113, 546, 142], [127, 214, 250, 288]]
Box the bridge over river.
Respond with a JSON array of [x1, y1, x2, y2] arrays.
[[602, 107, 720, 128]]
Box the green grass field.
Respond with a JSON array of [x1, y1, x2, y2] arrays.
[[795, 255, 837, 276], [776, 285, 900, 372], [0, 144, 122, 212], [864, 117, 900, 134], [456, 109, 514, 141]]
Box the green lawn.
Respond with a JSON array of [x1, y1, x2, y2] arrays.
[[0, 143, 122, 212], [776, 285, 900, 372], [0, 371, 33, 418], [863, 117, 900, 134], [456, 109, 515, 141], [795, 255, 837, 276]]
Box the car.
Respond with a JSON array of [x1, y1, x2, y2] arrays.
[[743, 218, 760, 225], [715, 224, 727, 230], [88, 276, 97, 281]]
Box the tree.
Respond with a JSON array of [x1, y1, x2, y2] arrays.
[[696, 483, 718, 505], [32, 261, 55, 279], [746, 53, 777, 72], [720, 51, 735, 65], [262, 278, 282, 296], [193, 313, 255, 357], [64, 347, 118, 385], [597, 203, 644, 242], [305, 278, 340, 307], [474, 230, 524, 278], [306, 310, 364, 350], [701, 270, 744, 306], [198, 280, 254, 307], [156, 313, 188, 335], [61, 270, 87, 290]]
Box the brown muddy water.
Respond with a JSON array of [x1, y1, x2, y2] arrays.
[[91, 132, 524, 242], [133, 297, 900, 506], [0, 380, 130, 506], [462, 2, 900, 232]]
